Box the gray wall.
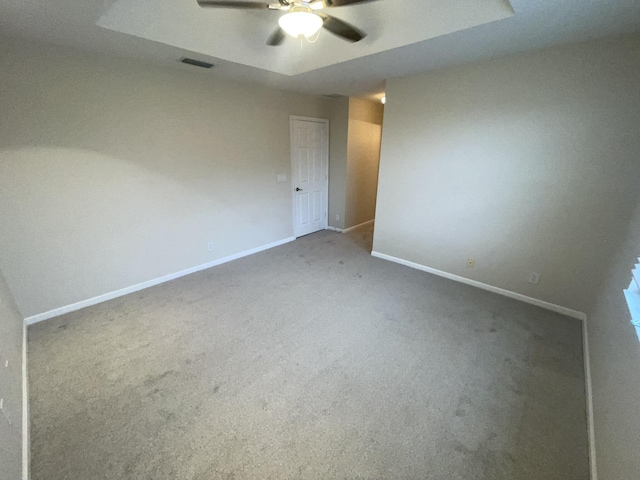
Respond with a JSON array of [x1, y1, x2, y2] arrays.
[[586, 198, 640, 480], [327, 97, 350, 230], [0, 38, 332, 318], [0, 270, 24, 480], [374, 34, 640, 313], [373, 34, 640, 478]]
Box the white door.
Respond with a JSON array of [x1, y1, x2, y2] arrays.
[[291, 116, 329, 237]]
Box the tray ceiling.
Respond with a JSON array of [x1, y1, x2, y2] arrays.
[[98, 0, 514, 76]]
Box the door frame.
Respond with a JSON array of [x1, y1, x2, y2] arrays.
[[290, 115, 330, 237]]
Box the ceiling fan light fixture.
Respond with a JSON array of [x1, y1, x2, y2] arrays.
[[278, 9, 323, 39]]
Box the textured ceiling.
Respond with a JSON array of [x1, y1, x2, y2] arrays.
[[1, 0, 640, 96]]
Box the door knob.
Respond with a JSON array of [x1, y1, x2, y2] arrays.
[[296, 187, 303, 192]]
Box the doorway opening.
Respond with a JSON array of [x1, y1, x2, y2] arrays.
[[325, 96, 385, 250]]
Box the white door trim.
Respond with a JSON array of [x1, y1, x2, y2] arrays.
[[290, 115, 329, 237]]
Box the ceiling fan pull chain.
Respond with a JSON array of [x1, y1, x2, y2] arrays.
[[306, 29, 321, 43]]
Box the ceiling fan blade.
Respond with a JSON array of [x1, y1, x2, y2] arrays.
[[197, 0, 270, 9], [324, 0, 378, 7], [266, 27, 286, 46], [318, 13, 365, 42]]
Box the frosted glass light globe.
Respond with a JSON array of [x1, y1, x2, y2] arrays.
[[279, 11, 323, 39]]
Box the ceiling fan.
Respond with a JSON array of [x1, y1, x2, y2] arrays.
[[196, 0, 376, 46]]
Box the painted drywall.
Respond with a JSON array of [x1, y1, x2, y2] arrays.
[[374, 34, 640, 314], [0, 270, 24, 480], [328, 97, 384, 230], [326, 97, 349, 230], [586, 197, 640, 480], [0, 38, 332, 318], [344, 98, 383, 229], [349, 97, 384, 126]]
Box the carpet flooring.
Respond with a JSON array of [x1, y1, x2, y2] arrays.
[[28, 225, 589, 479]]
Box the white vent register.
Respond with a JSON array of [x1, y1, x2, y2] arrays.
[[623, 257, 640, 342]]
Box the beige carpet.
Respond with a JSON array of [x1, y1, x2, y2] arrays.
[[28, 225, 589, 479]]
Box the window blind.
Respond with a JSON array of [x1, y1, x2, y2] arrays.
[[623, 257, 640, 342]]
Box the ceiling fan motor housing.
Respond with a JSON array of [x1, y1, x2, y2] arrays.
[[197, 0, 370, 45]]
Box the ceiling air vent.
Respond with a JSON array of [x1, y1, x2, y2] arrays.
[[180, 58, 214, 69], [322, 94, 345, 99]]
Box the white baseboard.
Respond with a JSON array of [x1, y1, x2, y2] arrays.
[[342, 220, 374, 233], [371, 250, 596, 477], [326, 219, 374, 234], [22, 321, 29, 480], [25, 237, 296, 325], [370, 251, 586, 321]]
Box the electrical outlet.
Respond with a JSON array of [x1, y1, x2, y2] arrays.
[[528, 272, 541, 285], [207, 242, 214, 252], [336, 214, 340, 221], [467, 258, 475, 268]]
